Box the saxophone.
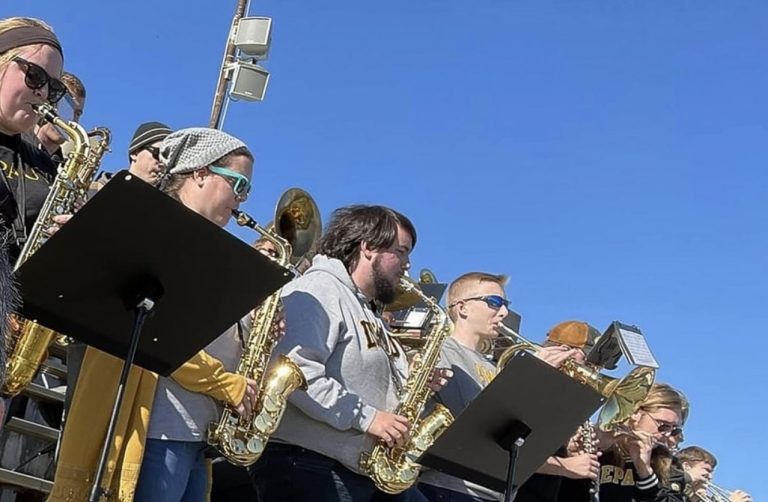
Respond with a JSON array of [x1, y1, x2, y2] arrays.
[[208, 190, 320, 466], [360, 278, 455, 494], [2, 104, 111, 397]]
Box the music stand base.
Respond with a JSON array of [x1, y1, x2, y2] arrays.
[[88, 298, 155, 502]]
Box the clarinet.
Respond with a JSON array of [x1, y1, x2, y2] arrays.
[[581, 421, 600, 502]]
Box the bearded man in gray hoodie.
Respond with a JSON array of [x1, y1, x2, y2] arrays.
[[249, 204, 447, 501]]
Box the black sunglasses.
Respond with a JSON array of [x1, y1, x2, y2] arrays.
[[644, 412, 683, 437], [143, 145, 161, 161], [13, 57, 67, 104], [450, 295, 509, 310]]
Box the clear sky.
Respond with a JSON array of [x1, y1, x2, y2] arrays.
[[7, 1, 766, 497]]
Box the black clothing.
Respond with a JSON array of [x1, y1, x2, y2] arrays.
[[0, 132, 56, 260], [557, 450, 687, 502], [515, 474, 562, 502], [515, 446, 569, 502]]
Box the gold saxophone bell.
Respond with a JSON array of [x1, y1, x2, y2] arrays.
[[495, 324, 655, 431]]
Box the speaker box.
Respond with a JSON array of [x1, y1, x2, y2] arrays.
[[229, 62, 270, 102], [234, 17, 272, 59]]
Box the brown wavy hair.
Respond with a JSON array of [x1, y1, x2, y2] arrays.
[[318, 205, 416, 273]]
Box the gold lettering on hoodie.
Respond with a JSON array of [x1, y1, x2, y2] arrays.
[[360, 320, 400, 357]]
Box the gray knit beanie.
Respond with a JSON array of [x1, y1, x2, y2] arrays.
[[159, 127, 248, 175]]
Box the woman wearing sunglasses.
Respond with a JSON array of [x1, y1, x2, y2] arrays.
[[51, 127, 260, 502], [558, 383, 688, 502], [0, 17, 67, 260]]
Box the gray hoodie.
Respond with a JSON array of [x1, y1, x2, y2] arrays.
[[272, 255, 409, 474]]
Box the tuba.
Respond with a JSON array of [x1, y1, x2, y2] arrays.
[[207, 188, 320, 466], [359, 279, 455, 494], [495, 324, 655, 432], [2, 104, 111, 396]]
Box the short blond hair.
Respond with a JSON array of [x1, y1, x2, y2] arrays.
[[447, 272, 508, 321], [0, 18, 56, 68]]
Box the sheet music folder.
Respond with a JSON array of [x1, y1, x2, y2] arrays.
[[14, 170, 290, 376], [420, 352, 604, 493]]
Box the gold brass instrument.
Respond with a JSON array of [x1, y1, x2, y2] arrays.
[[495, 324, 655, 432], [698, 482, 736, 502], [268, 187, 322, 269], [383, 276, 423, 313], [207, 188, 320, 466], [360, 278, 455, 494], [419, 268, 438, 284], [2, 104, 111, 397]]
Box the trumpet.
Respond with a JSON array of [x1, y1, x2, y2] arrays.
[[698, 482, 737, 502]]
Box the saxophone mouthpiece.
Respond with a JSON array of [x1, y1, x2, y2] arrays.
[[232, 209, 256, 229], [31, 102, 57, 122]]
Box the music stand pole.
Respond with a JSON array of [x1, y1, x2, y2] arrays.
[[500, 421, 531, 502], [88, 297, 156, 502]]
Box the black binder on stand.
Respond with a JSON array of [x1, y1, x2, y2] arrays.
[[420, 352, 604, 502], [15, 171, 291, 501]]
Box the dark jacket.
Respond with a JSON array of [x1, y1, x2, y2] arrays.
[[557, 449, 687, 502]]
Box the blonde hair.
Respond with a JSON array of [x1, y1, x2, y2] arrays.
[[447, 272, 508, 321], [638, 382, 686, 417], [0, 18, 56, 68]]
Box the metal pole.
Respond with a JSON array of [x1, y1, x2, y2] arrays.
[[209, 0, 250, 129]]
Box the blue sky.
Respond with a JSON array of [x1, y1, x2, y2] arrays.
[[8, 1, 766, 497]]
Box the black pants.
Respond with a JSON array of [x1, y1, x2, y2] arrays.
[[249, 443, 428, 502]]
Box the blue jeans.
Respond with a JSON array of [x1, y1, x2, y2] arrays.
[[134, 439, 209, 502], [249, 443, 428, 501], [418, 483, 491, 502]]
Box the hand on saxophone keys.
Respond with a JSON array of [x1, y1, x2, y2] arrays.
[[368, 410, 410, 449], [235, 378, 260, 418], [427, 367, 454, 392], [44, 213, 74, 237], [272, 304, 287, 340]]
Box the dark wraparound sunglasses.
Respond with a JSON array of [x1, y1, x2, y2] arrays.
[[449, 295, 509, 310], [144, 145, 161, 160], [13, 57, 67, 104]]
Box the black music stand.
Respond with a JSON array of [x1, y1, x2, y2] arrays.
[[420, 352, 604, 502], [14, 171, 291, 502]]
